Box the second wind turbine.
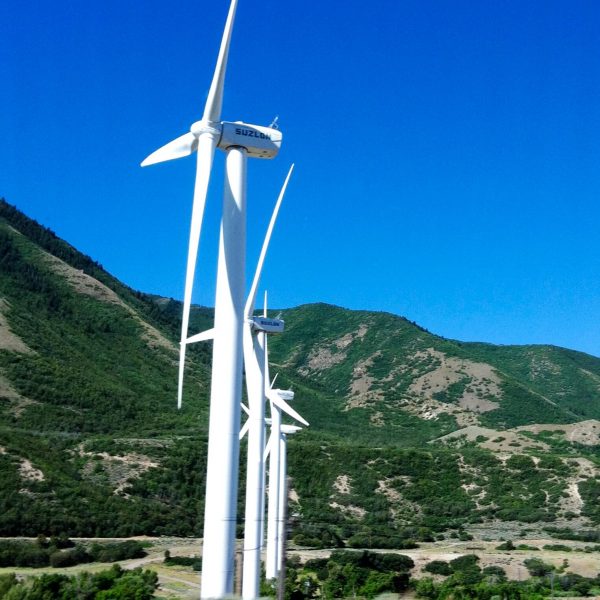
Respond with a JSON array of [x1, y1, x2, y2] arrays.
[[141, 1, 284, 597]]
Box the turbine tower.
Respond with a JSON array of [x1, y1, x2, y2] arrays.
[[277, 424, 302, 577], [141, 1, 283, 597]]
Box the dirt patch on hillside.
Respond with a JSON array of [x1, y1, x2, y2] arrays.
[[401, 349, 502, 427], [513, 420, 600, 446], [0, 299, 34, 354], [529, 353, 562, 379], [19, 459, 44, 482], [376, 479, 402, 503], [433, 425, 549, 453], [79, 446, 159, 496], [333, 474, 352, 495], [370, 411, 385, 427], [299, 324, 369, 377], [409, 349, 501, 412], [42, 252, 176, 353], [345, 352, 384, 410], [329, 501, 366, 519], [301, 347, 346, 374], [0, 373, 40, 417]]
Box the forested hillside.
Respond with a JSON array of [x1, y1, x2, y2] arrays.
[[0, 198, 598, 542]]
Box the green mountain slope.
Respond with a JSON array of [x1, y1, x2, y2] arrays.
[[267, 304, 600, 441], [0, 198, 598, 540]]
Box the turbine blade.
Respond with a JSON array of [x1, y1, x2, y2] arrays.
[[239, 418, 250, 440], [266, 391, 309, 427], [177, 133, 218, 409], [241, 402, 250, 416], [187, 328, 215, 344], [263, 432, 273, 461], [245, 164, 295, 317], [243, 323, 263, 404], [203, 0, 238, 122], [141, 132, 197, 167]]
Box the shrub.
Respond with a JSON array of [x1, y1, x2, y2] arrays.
[[424, 560, 452, 576], [524, 557, 554, 577], [449, 554, 479, 572]]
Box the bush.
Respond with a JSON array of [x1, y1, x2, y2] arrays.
[[49, 546, 91, 568], [496, 539, 515, 551], [524, 557, 555, 577], [543, 543, 572, 552], [89, 540, 147, 563], [449, 554, 479, 572], [424, 560, 452, 576]]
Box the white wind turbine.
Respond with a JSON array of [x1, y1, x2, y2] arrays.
[[240, 300, 308, 591], [240, 166, 295, 600], [263, 361, 308, 580], [141, 1, 283, 597]]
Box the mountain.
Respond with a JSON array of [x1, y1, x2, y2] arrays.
[[0, 198, 598, 543]]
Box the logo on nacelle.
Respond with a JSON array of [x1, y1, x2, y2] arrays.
[[234, 127, 272, 141], [251, 316, 285, 334]]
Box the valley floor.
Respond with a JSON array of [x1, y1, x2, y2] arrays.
[[0, 535, 598, 598]]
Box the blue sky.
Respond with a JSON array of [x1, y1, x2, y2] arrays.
[[2, 0, 599, 357]]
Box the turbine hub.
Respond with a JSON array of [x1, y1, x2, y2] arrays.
[[190, 120, 222, 137]]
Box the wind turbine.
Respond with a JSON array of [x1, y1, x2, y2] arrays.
[[240, 167, 293, 600], [141, 1, 283, 597], [264, 378, 308, 580], [240, 310, 308, 591], [277, 424, 302, 577]]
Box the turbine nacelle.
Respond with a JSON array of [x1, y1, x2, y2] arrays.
[[271, 389, 294, 402], [190, 120, 282, 158], [250, 316, 284, 334], [219, 122, 282, 159], [280, 424, 302, 435]]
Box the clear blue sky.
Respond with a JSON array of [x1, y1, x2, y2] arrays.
[[2, 1, 599, 357]]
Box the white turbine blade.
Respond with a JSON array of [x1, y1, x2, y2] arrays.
[[243, 323, 262, 400], [266, 391, 309, 427], [241, 403, 250, 416], [263, 432, 273, 461], [244, 164, 295, 318], [239, 418, 250, 441], [141, 132, 197, 167], [177, 134, 218, 409], [203, 0, 238, 122], [270, 373, 278, 389], [187, 328, 215, 344]]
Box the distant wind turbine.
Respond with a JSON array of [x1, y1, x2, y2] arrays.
[[140, 0, 284, 596], [264, 370, 308, 580], [240, 167, 294, 600]]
